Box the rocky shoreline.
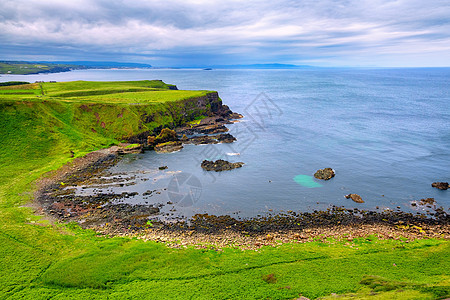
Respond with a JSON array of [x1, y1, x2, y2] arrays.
[[33, 106, 449, 250]]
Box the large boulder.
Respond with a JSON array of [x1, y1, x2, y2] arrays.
[[201, 159, 244, 172], [345, 194, 364, 203], [314, 168, 335, 180], [432, 182, 449, 190]]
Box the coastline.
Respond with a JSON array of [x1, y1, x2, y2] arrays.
[[33, 135, 449, 250]]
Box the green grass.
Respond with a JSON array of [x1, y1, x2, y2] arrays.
[[0, 81, 448, 299]]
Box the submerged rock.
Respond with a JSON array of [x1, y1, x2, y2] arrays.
[[432, 182, 449, 190], [314, 168, 335, 180], [154, 141, 183, 153], [201, 159, 244, 172], [345, 193, 364, 203]]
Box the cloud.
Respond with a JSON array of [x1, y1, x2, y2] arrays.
[[1, 0, 450, 66]]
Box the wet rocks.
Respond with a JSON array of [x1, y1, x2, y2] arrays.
[[432, 182, 449, 190], [183, 133, 237, 145], [154, 141, 183, 153], [186, 135, 219, 145], [314, 168, 335, 180], [201, 159, 244, 172], [196, 124, 229, 134], [419, 198, 436, 205], [159, 166, 168, 170], [345, 194, 364, 203]]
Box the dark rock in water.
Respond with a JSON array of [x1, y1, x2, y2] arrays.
[[159, 166, 168, 170], [201, 159, 244, 172], [314, 168, 335, 180], [215, 133, 236, 143], [419, 198, 435, 205], [184, 133, 237, 145], [345, 194, 364, 203], [187, 135, 219, 145], [432, 182, 449, 190], [196, 124, 229, 134], [154, 141, 183, 153]]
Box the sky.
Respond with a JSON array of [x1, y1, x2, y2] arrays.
[[1, 0, 450, 67]]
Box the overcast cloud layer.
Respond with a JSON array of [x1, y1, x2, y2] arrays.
[[1, 0, 450, 66]]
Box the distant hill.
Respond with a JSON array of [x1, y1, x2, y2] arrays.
[[43, 61, 153, 68], [0, 61, 152, 75]]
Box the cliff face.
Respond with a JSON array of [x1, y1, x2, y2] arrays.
[[0, 89, 231, 164]]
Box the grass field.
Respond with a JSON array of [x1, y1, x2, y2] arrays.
[[0, 81, 448, 299]]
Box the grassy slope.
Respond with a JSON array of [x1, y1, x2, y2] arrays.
[[0, 81, 448, 299]]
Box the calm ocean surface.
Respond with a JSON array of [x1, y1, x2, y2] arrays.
[[2, 68, 449, 218]]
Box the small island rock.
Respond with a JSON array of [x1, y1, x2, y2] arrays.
[[345, 193, 364, 203], [314, 168, 335, 180], [201, 159, 244, 172], [432, 182, 449, 190]]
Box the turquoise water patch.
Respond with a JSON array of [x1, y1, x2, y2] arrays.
[[293, 175, 323, 188]]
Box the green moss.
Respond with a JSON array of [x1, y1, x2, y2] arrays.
[[125, 143, 141, 149]]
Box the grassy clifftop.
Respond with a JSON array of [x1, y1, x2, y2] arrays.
[[0, 81, 448, 299]]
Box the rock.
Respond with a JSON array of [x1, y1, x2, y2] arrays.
[[147, 135, 156, 146], [159, 166, 168, 170], [117, 143, 143, 154], [345, 194, 364, 203], [180, 134, 189, 142], [201, 159, 244, 172], [419, 198, 435, 205], [195, 124, 228, 134], [153, 128, 178, 145], [432, 182, 449, 190], [185, 133, 236, 145], [215, 133, 236, 143], [314, 168, 335, 180], [154, 141, 183, 153], [186, 135, 219, 145]]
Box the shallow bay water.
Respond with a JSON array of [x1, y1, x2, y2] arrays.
[[2, 68, 449, 219]]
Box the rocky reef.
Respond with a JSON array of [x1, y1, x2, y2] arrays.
[[314, 168, 335, 180], [432, 182, 449, 190], [201, 159, 244, 172]]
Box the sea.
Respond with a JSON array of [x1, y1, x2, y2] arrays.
[[2, 68, 449, 219]]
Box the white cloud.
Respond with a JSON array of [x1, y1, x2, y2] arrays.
[[1, 0, 449, 66]]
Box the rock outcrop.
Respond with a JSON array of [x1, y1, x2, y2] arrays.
[[117, 143, 143, 154], [314, 168, 335, 180], [201, 159, 244, 172], [345, 194, 364, 203], [154, 141, 183, 153], [432, 182, 449, 190]]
